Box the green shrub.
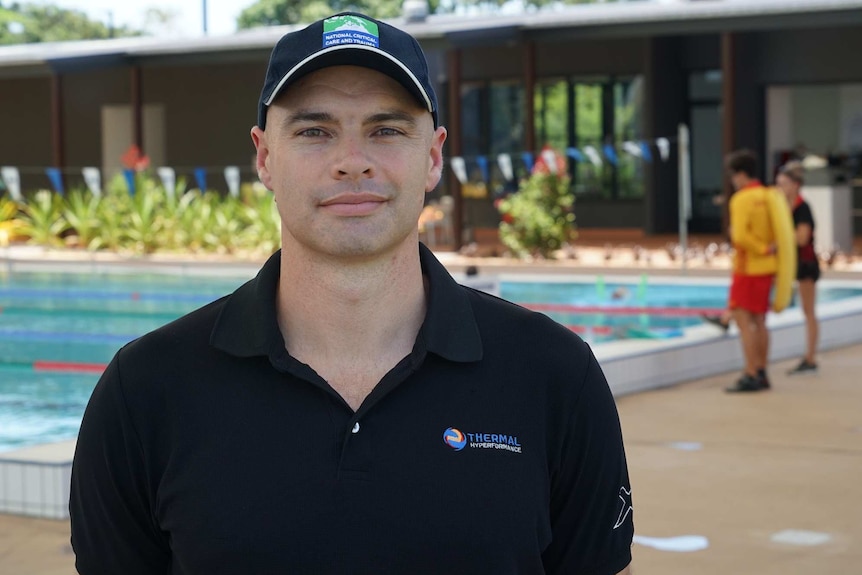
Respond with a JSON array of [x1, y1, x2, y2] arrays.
[[497, 172, 577, 258]]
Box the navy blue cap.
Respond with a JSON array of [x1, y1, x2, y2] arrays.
[[258, 12, 438, 129]]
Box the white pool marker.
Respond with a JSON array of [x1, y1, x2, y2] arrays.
[[667, 441, 703, 451], [770, 529, 832, 546], [633, 535, 709, 552]]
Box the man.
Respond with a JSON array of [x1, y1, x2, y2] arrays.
[[70, 12, 633, 574], [724, 149, 777, 392], [776, 160, 819, 374]]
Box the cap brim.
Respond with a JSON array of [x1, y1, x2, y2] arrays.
[[263, 44, 434, 116]]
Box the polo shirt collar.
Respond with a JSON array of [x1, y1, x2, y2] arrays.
[[210, 244, 483, 363]]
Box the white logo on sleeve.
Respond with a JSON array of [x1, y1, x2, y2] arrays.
[[614, 486, 633, 529]]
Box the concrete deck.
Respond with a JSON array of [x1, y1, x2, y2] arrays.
[[1, 343, 860, 574]]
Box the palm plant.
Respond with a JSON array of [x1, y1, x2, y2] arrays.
[[62, 189, 102, 249], [239, 187, 281, 256], [0, 197, 24, 246], [17, 190, 69, 247]]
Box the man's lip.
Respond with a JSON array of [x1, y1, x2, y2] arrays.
[[319, 193, 387, 206]]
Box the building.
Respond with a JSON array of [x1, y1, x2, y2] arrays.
[[1, 0, 861, 246]]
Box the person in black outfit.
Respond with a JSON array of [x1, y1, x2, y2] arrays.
[[776, 161, 819, 374], [69, 12, 634, 575]]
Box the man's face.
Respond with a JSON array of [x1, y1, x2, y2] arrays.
[[251, 65, 446, 260], [728, 170, 746, 191]]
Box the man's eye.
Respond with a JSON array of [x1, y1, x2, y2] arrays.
[[375, 127, 403, 137], [299, 128, 327, 137]]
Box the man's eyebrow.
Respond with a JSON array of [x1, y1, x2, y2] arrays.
[[284, 111, 334, 126], [365, 111, 419, 127], [280, 109, 421, 129]]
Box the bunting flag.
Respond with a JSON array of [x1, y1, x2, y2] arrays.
[[0, 166, 23, 202], [123, 169, 136, 195], [602, 144, 618, 166], [640, 141, 653, 163], [566, 147, 585, 163], [45, 167, 65, 196], [224, 166, 241, 198], [540, 149, 559, 174], [656, 138, 671, 161], [583, 146, 603, 168], [157, 167, 176, 200], [497, 153, 514, 182], [449, 157, 467, 184], [475, 155, 489, 182], [622, 141, 642, 158], [194, 168, 207, 192], [521, 151, 534, 173], [81, 167, 102, 197]]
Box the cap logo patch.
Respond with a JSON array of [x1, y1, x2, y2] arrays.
[[323, 15, 379, 48]]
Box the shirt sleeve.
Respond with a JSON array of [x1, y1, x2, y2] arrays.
[[542, 348, 634, 575], [70, 351, 170, 574]]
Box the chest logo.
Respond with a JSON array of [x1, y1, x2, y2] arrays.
[[442, 427, 522, 454], [442, 428, 467, 451]]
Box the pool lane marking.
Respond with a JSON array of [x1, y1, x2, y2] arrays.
[[0, 287, 214, 303], [0, 329, 136, 344], [32, 361, 108, 374], [523, 303, 726, 317]]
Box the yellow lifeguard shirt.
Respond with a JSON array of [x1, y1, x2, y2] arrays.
[[729, 181, 778, 276]]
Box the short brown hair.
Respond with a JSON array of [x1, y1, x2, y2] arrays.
[[725, 149, 758, 179], [778, 160, 804, 184]]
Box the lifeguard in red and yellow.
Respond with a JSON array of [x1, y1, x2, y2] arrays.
[[725, 150, 777, 393]]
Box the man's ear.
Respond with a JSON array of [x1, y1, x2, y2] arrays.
[[426, 126, 448, 193], [251, 126, 273, 190]]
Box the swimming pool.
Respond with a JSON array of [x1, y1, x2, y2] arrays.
[[2, 269, 861, 452]]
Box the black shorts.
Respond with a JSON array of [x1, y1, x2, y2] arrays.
[[797, 260, 820, 282]]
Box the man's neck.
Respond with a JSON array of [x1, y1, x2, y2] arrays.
[[275, 240, 427, 367]]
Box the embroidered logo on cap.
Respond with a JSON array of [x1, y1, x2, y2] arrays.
[[323, 15, 380, 48]]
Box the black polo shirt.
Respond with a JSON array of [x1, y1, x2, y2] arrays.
[[70, 244, 633, 575]]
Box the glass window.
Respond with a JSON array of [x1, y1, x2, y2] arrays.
[[689, 70, 722, 101], [489, 81, 525, 156], [460, 83, 484, 158], [573, 82, 605, 197], [531, 76, 645, 199], [535, 79, 568, 152], [615, 77, 644, 199]]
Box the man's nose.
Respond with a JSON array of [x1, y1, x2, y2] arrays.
[[331, 135, 374, 181]]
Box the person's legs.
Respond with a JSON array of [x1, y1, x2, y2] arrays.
[[798, 279, 818, 364], [751, 312, 769, 379], [731, 308, 758, 377]]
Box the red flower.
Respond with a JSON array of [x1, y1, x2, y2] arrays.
[[121, 145, 151, 171]]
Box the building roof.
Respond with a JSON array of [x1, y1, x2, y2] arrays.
[[1, 0, 861, 72]]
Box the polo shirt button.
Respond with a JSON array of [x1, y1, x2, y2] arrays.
[[351, 422, 360, 434]]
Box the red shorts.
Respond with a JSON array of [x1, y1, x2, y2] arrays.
[[729, 274, 774, 314]]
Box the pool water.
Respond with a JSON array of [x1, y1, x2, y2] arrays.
[[0, 271, 247, 452], [1, 270, 861, 452]]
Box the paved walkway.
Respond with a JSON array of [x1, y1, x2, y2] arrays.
[[2, 343, 860, 574]]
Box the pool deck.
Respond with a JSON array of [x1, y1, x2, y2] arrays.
[[2, 343, 860, 574], [2, 240, 862, 573]]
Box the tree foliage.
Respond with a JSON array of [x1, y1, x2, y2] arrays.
[[237, 0, 423, 29], [0, 2, 139, 45], [237, 0, 601, 28]]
